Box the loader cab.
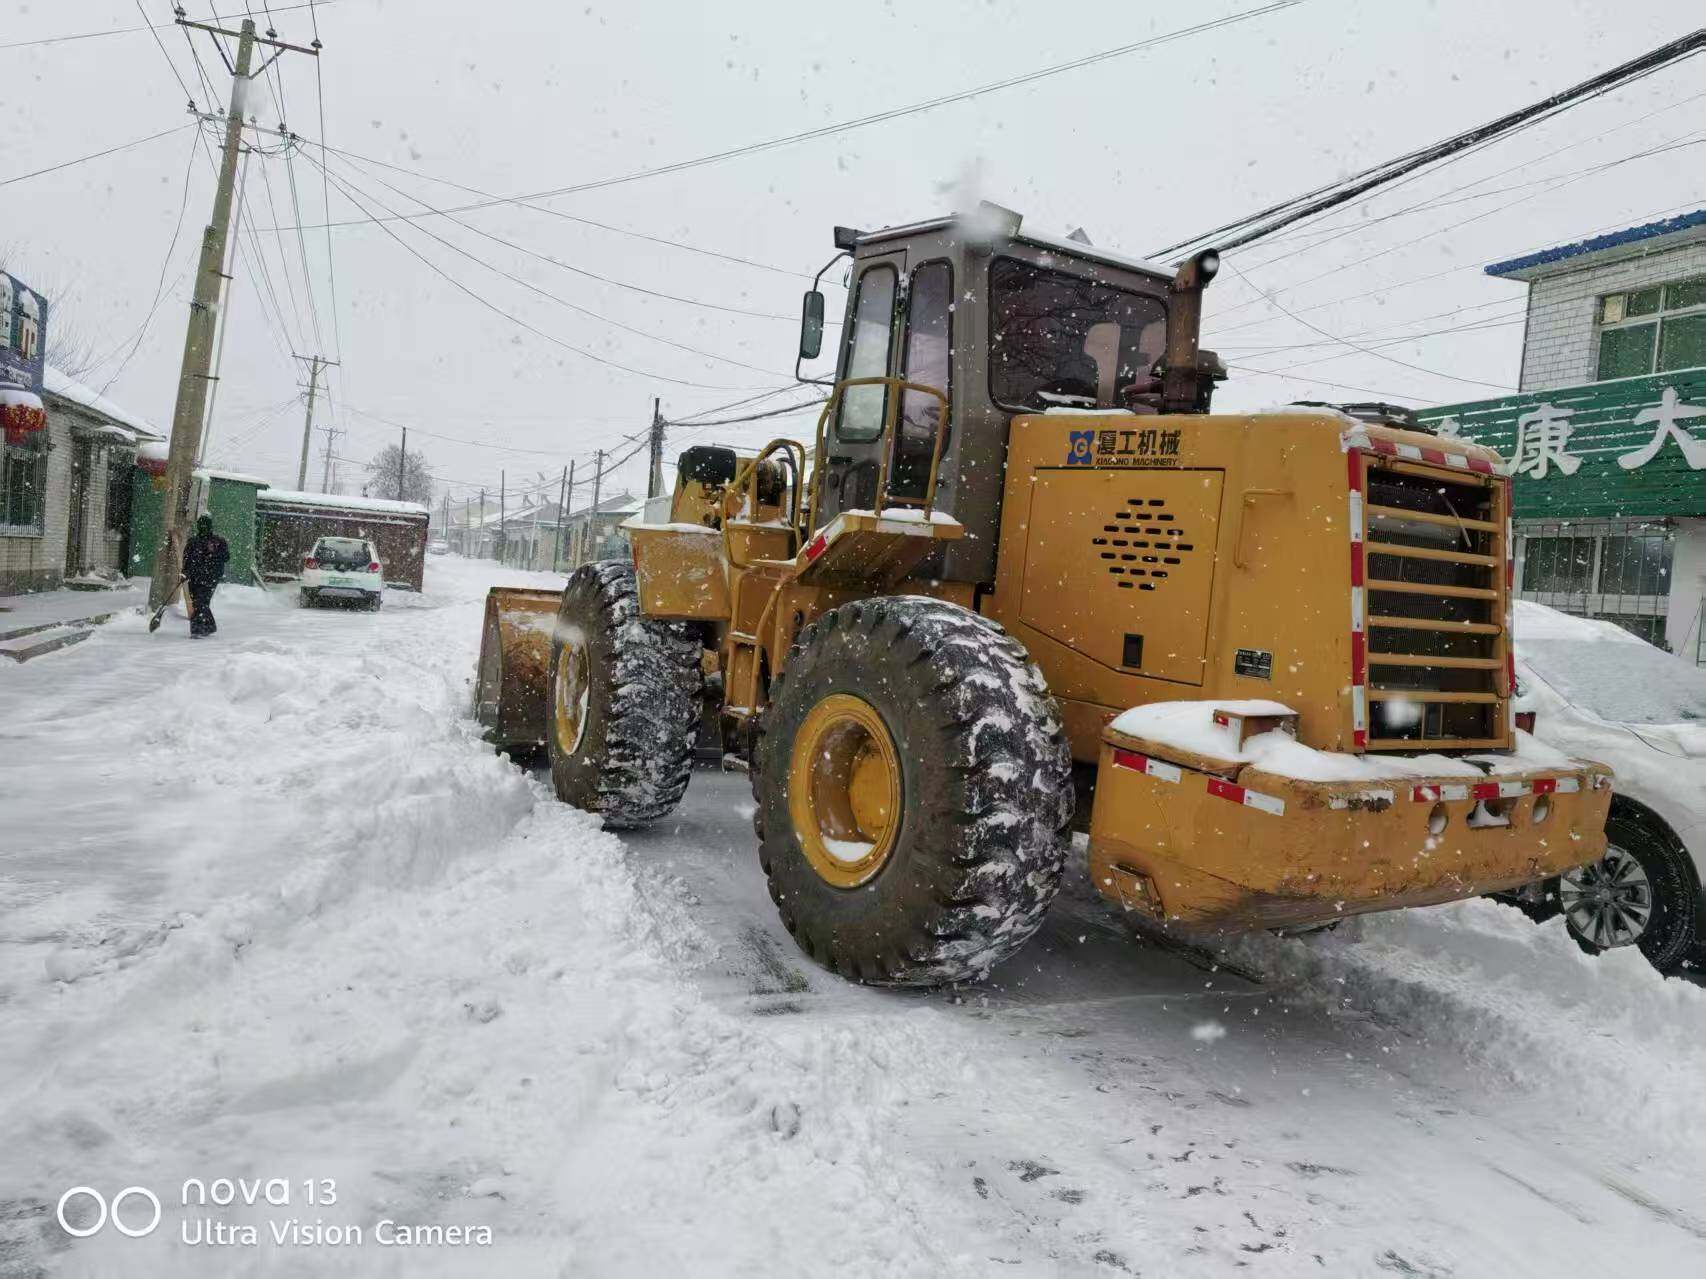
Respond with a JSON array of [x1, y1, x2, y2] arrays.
[[800, 205, 1193, 585]]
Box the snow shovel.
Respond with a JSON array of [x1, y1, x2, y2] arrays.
[[148, 576, 186, 632]]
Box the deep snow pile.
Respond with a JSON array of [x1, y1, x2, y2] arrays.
[[0, 562, 1016, 1276], [3, 558, 1705, 1276]]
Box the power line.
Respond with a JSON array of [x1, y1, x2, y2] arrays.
[[664, 396, 828, 430], [455, 4, 1312, 206], [308, 157, 774, 391], [0, 121, 191, 188], [313, 149, 793, 376], [1238, 102, 1706, 268], [130, 0, 197, 106], [286, 147, 823, 317], [1216, 127, 1706, 319], [310, 5, 343, 373], [254, 147, 312, 351], [1203, 196, 1706, 346], [272, 4, 1303, 237], [301, 142, 812, 284], [328, 154, 827, 323], [283, 143, 328, 353], [1221, 259, 1515, 392], [95, 126, 204, 394], [1, 1, 335, 50], [1156, 26, 1706, 260]]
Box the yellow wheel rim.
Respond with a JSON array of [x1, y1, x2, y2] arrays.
[[788, 693, 902, 888], [553, 640, 590, 757]]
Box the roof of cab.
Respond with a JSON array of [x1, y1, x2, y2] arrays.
[[853, 213, 1174, 283]]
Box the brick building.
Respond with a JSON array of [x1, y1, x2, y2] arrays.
[[1417, 209, 1706, 660], [0, 366, 162, 595]]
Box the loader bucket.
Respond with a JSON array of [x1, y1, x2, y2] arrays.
[[473, 586, 563, 750]]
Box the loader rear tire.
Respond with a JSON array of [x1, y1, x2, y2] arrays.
[[547, 561, 702, 829], [752, 596, 1073, 987]]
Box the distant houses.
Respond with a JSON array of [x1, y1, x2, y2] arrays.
[[439, 490, 643, 571]]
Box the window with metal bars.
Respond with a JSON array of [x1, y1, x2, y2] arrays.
[[1514, 519, 1674, 648]]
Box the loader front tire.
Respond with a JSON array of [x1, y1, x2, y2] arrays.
[[547, 561, 702, 829], [753, 596, 1073, 987]]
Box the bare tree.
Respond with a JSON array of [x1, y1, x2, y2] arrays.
[[364, 443, 434, 504], [0, 246, 103, 380]]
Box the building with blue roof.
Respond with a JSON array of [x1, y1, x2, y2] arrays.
[[1415, 209, 1706, 660]]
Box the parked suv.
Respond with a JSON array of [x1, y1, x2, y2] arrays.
[[299, 537, 384, 611], [1511, 602, 1706, 975]]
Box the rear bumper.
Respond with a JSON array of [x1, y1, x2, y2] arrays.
[[1088, 743, 1613, 932]]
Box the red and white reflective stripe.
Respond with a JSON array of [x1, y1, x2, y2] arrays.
[[1347, 451, 1368, 749], [1360, 436, 1505, 476], [803, 532, 828, 562], [1206, 776, 1285, 817], [1410, 782, 1471, 803], [1110, 748, 1182, 783], [1503, 506, 1517, 728], [1408, 776, 1587, 802]]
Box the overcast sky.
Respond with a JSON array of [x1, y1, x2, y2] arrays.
[[5, 0, 1701, 512]]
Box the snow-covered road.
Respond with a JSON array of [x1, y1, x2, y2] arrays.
[[4, 556, 1706, 1277]]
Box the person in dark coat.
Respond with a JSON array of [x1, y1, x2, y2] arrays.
[[181, 514, 230, 637]]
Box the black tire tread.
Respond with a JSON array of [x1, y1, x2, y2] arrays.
[[751, 595, 1073, 987], [550, 561, 701, 828]]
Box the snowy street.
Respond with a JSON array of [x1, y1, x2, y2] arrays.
[[4, 556, 1706, 1277]]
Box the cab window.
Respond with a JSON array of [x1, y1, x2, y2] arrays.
[[988, 257, 1166, 412], [836, 264, 897, 442], [893, 260, 953, 499]]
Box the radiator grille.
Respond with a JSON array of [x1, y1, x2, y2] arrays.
[[1359, 457, 1511, 751], [1090, 496, 1197, 592]]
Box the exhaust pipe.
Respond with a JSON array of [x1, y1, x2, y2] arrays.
[[1159, 248, 1225, 414]]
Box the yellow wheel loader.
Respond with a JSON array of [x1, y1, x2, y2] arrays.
[[476, 204, 1613, 987]]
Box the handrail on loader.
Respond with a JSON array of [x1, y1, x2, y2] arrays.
[[722, 437, 807, 569], [805, 377, 950, 538]]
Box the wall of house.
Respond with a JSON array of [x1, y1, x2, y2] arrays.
[[0, 414, 70, 594], [1519, 237, 1706, 391], [1668, 518, 1706, 661]]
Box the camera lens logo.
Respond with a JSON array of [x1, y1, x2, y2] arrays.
[[1066, 429, 1095, 466], [57, 1186, 161, 1238]]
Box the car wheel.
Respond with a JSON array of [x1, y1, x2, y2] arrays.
[[368, 593, 382, 611], [299, 589, 315, 608], [1560, 803, 1700, 974]]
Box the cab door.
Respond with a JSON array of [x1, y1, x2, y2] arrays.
[[816, 252, 903, 526]]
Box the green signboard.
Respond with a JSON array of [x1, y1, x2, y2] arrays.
[[1416, 368, 1706, 519]]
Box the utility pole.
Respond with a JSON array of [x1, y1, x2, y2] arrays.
[[647, 397, 665, 499], [396, 427, 408, 501], [151, 15, 320, 612], [317, 423, 343, 492], [555, 462, 571, 571], [294, 353, 337, 489], [197, 144, 251, 465], [478, 487, 486, 559], [587, 448, 605, 565], [499, 471, 507, 566]]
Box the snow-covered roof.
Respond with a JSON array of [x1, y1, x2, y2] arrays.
[[194, 467, 269, 486], [257, 489, 430, 517], [42, 365, 162, 442], [851, 209, 1173, 281]]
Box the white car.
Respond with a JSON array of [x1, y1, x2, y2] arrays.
[[299, 536, 384, 611], [1512, 601, 1706, 975]]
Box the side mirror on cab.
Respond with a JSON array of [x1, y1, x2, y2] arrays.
[[798, 290, 825, 361]]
